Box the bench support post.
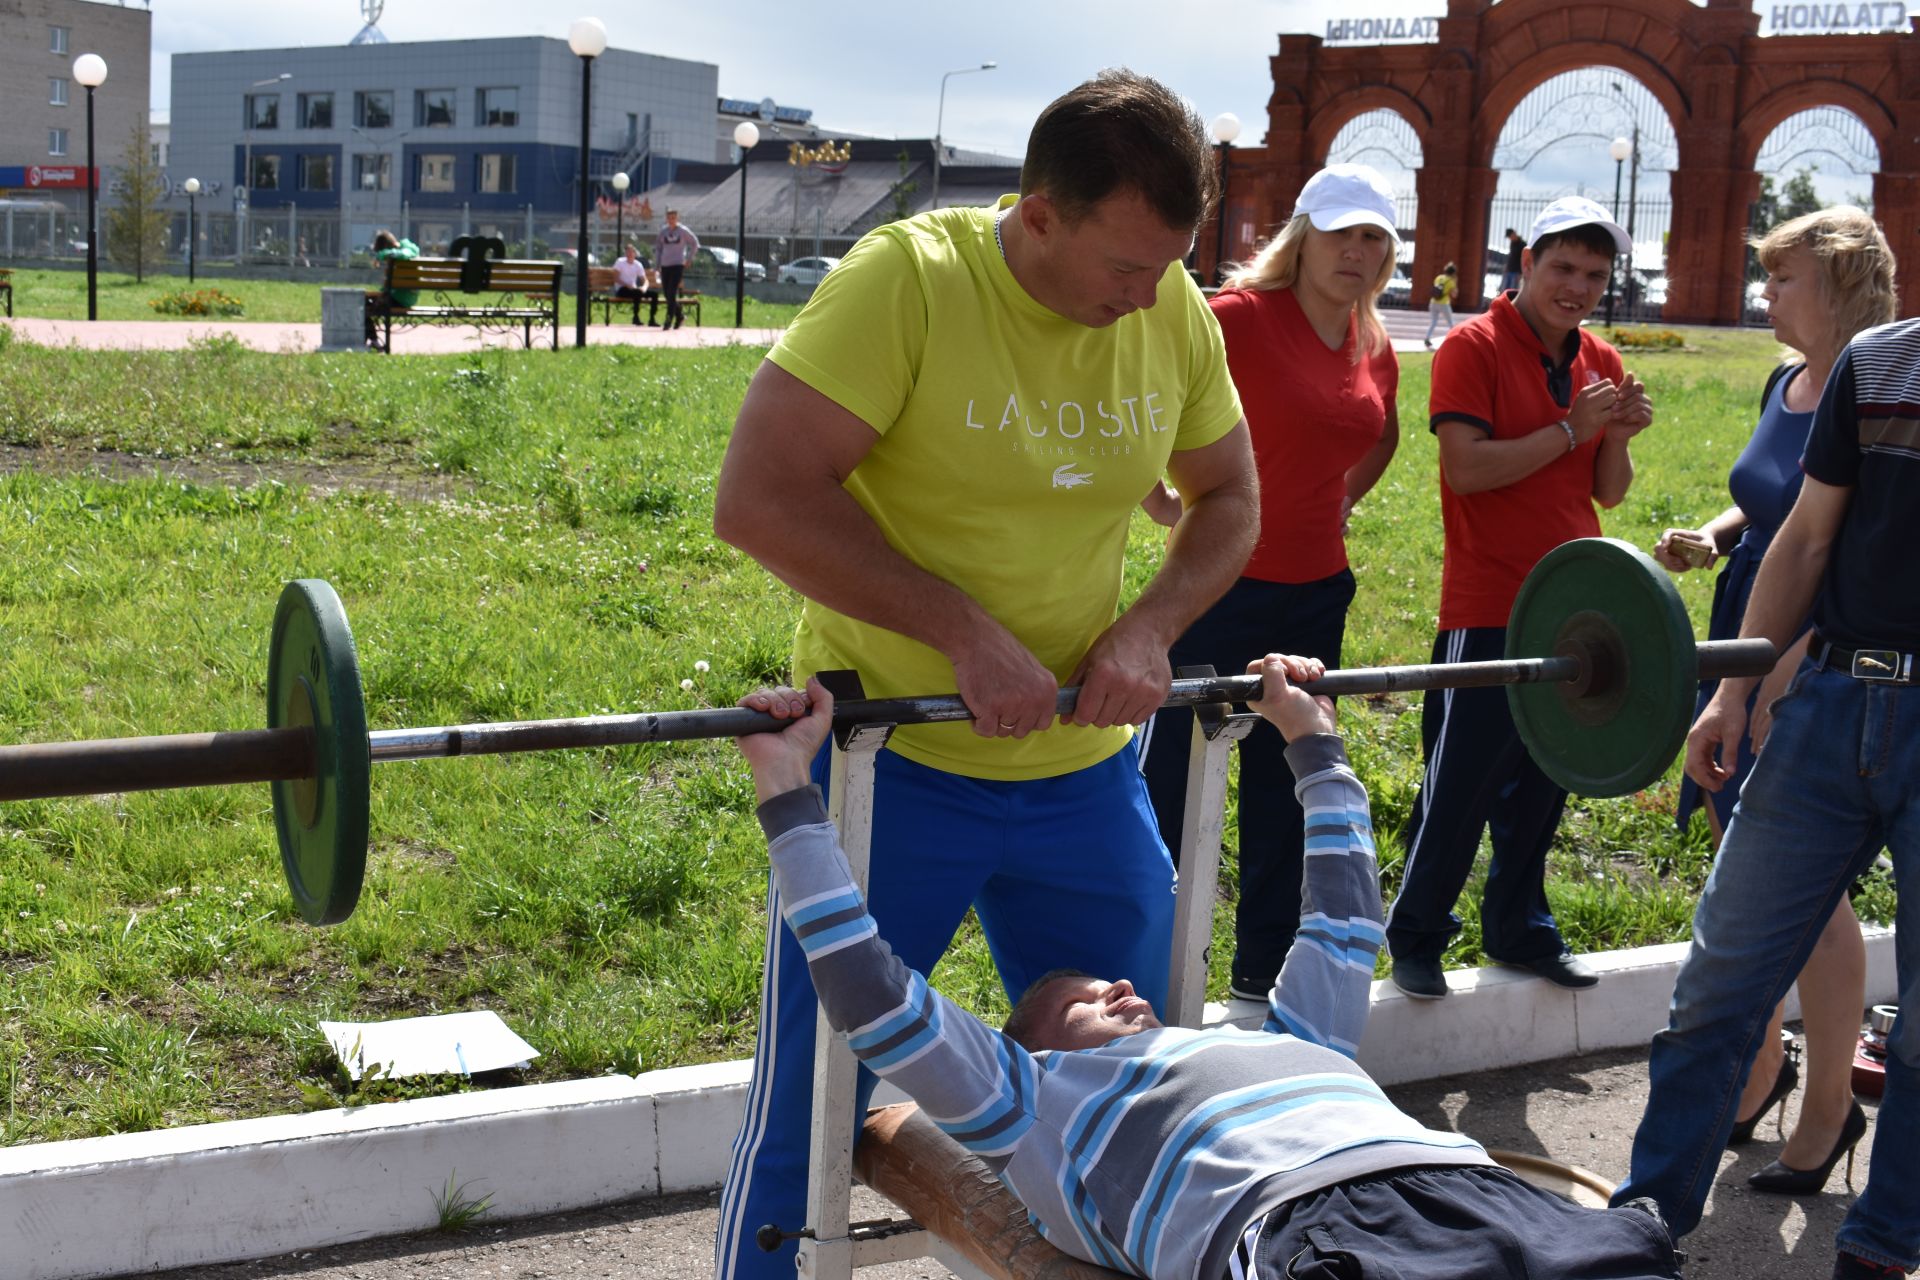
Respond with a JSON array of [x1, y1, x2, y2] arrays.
[[798, 670, 893, 1280], [1166, 672, 1259, 1029]]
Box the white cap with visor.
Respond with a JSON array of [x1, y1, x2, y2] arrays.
[[1528, 196, 1631, 256], [1292, 164, 1400, 240]]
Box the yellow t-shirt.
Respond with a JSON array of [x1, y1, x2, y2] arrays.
[[1432, 274, 1458, 305], [766, 197, 1243, 781]]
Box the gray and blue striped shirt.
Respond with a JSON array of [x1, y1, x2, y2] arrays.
[[764, 734, 1492, 1280]]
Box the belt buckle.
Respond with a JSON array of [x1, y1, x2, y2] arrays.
[[1850, 649, 1905, 682]]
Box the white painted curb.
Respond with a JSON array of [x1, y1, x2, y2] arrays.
[[1, 929, 1896, 1280]]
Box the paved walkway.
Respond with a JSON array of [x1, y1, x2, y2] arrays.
[[6, 304, 1447, 358], [1, 315, 784, 354], [155, 1043, 1875, 1280]]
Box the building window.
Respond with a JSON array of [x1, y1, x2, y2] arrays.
[[50, 78, 68, 106], [477, 88, 519, 128], [247, 95, 280, 130], [416, 153, 455, 193], [50, 25, 68, 54], [49, 128, 69, 157], [301, 153, 335, 191], [353, 153, 391, 191], [298, 93, 334, 130], [150, 141, 167, 166], [415, 89, 455, 128], [476, 153, 517, 193], [250, 154, 280, 191], [355, 91, 393, 130]]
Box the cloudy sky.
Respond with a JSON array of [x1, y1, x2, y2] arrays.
[[141, 0, 1870, 202]]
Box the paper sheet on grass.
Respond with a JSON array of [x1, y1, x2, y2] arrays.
[[320, 1010, 539, 1080]]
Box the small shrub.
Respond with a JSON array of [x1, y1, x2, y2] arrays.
[[150, 288, 246, 318], [1602, 326, 1685, 350]]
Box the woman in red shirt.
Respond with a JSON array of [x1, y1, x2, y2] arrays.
[[1141, 164, 1401, 999]]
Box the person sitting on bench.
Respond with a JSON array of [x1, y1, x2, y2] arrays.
[[735, 656, 1684, 1280], [610, 243, 658, 324]]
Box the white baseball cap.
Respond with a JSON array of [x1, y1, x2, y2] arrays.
[[1293, 164, 1400, 239], [1528, 196, 1631, 256]]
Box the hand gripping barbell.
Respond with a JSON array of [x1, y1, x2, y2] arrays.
[[0, 539, 1772, 925]]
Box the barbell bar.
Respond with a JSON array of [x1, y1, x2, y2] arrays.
[[0, 538, 1775, 925]]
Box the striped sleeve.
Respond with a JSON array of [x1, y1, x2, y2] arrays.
[[1261, 735, 1384, 1057], [764, 805, 1039, 1163]]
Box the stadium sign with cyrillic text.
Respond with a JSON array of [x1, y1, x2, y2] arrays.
[[1324, 16, 1439, 43], [1763, 1, 1907, 32]]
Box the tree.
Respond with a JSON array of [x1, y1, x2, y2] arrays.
[[888, 149, 919, 224], [1778, 165, 1822, 224], [106, 121, 170, 283]]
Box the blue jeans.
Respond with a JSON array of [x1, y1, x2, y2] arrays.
[[1386, 628, 1570, 966], [1615, 663, 1920, 1270], [713, 740, 1176, 1280]]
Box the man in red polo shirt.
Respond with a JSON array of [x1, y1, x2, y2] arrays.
[[1387, 196, 1653, 999]]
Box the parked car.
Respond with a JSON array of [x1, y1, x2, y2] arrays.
[[687, 245, 766, 282], [1382, 270, 1412, 308], [779, 255, 841, 286]]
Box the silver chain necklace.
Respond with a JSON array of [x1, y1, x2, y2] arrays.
[[994, 210, 1008, 260]]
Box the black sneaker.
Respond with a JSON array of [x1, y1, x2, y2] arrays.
[[1227, 983, 1268, 1003], [1833, 1252, 1911, 1279], [1391, 955, 1449, 1000], [1495, 951, 1600, 989]]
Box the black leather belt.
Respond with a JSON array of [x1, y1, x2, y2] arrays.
[[1811, 630, 1918, 684]]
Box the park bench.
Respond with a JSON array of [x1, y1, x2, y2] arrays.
[[0, 267, 11, 319], [367, 236, 560, 353], [586, 265, 663, 326]]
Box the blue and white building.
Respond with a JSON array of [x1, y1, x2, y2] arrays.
[[166, 35, 717, 254]]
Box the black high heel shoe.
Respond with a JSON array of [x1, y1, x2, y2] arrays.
[[1729, 1033, 1802, 1147], [1748, 1101, 1870, 1194]]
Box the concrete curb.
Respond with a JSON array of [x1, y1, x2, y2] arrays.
[[2, 929, 1896, 1280]]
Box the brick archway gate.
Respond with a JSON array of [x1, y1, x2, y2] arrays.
[[1208, 0, 1920, 324]]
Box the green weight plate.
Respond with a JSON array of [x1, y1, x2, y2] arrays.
[[267, 580, 370, 925], [1506, 538, 1696, 798]]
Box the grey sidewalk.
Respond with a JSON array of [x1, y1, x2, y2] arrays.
[[0, 315, 784, 354], [152, 1043, 1874, 1280]]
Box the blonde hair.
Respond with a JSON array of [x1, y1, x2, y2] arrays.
[[1752, 206, 1897, 354], [1221, 213, 1393, 362]]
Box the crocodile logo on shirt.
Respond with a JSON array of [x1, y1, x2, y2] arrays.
[[1052, 464, 1094, 489]]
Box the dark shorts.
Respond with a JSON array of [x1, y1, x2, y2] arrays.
[[1237, 1165, 1683, 1279]]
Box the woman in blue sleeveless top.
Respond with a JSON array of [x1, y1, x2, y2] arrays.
[[1653, 207, 1895, 1195]]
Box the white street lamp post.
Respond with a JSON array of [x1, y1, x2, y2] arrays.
[[1209, 112, 1242, 284], [931, 61, 996, 212], [183, 176, 201, 283], [733, 120, 759, 328], [569, 17, 608, 348], [72, 52, 107, 319], [611, 169, 629, 264], [1607, 134, 1632, 324]]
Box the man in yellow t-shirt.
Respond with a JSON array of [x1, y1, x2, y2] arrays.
[[711, 69, 1257, 1280]]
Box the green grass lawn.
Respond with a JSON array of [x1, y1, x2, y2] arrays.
[[0, 266, 805, 328], [0, 325, 1890, 1143]]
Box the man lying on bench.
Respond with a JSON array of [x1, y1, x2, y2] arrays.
[[737, 656, 1683, 1280]]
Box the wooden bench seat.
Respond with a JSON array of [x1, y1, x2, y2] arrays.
[[854, 1103, 1131, 1280], [368, 244, 561, 352]]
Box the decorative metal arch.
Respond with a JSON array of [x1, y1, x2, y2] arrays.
[[1327, 110, 1425, 173], [1492, 69, 1679, 173], [1754, 107, 1882, 175]]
